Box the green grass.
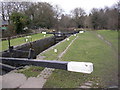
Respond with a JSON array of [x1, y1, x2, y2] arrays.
[[1, 33, 51, 78], [16, 66, 44, 78], [43, 31, 118, 88], [16, 35, 76, 78], [41, 35, 76, 60], [0, 33, 52, 51], [2, 30, 117, 88], [96, 30, 118, 51]]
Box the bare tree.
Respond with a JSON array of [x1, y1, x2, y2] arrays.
[[59, 14, 72, 28], [71, 8, 86, 28], [0, 2, 31, 23], [84, 15, 92, 28], [1, 2, 6, 21], [53, 5, 64, 30]]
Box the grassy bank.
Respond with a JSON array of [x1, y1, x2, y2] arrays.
[[43, 31, 118, 88], [96, 30, 118, 51], [40, 35, 76, 60], [0, 33, 52, 51]]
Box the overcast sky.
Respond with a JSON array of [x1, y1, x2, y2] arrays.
[[40, 0, 118, 14]]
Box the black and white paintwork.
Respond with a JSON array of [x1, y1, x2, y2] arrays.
[[1, 57, 93, 74]]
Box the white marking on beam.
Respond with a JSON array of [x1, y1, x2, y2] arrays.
[[67, 62, 93, 74]]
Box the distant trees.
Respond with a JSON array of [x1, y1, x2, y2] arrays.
[[24, 3, 63, 30], [89, 6, 119, 30], [105, 7, 118, 30], [0, 2, 31, 23], [90, 8, 101, 29], [59, 14, 71, 28], [83, 2, 119, 30], [53, 5, 64, 30], [70, 2, 119, 30], [71, 8, 86, 28], [1, 1, 119, 33]]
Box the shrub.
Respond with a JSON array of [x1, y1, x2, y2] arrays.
[[10, 12, 30, 34]]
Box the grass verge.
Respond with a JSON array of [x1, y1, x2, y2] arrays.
[[43, 31, 118, 88], [41, 35, 76, 60], [0, 33, 52, 51], [96, 30, 118, 51], [16, 66, 44, 78]]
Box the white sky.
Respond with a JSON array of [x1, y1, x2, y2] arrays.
[[40, 0, 118, 14], [1, 0, 118, 14]]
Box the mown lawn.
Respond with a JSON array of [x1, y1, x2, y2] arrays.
[[40, 35, 76, 60], [0, 33, 52, 51], [43, 31, 118, 88], [96, 30, 118, 51]]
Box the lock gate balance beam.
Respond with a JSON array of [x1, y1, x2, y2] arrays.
[[1, 57, 93, 74]]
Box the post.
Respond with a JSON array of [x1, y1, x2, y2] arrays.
[[8, 37, 11, 49], [8, 37, 13, 52]]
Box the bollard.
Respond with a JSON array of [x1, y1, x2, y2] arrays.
[[54, 49, 58, 53]]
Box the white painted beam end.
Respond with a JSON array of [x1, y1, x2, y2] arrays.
[[67, 62, 93, 74]]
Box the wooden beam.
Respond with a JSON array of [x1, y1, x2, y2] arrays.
[[1, 57, 93, 74]]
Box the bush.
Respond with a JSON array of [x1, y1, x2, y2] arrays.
[[10, 12, 30, 34]]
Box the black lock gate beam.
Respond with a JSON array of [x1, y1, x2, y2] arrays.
[[1, 57, 93, 74]]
